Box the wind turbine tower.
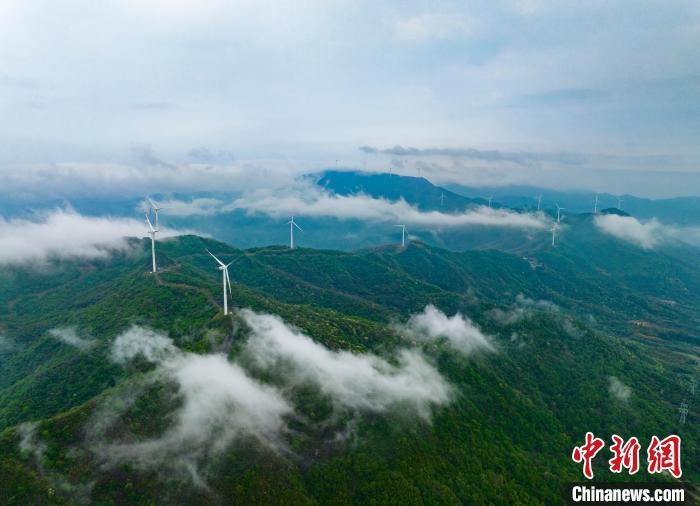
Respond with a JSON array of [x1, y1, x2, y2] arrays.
[[537, 195, 543, 211], [487, 196, 493, 209], [594, 194, 599, 214], [551, 224, 558, 247], [396, 224, 407, 247], [145, 212, 158, 273], [556, 203, 565, 224], [207, 250, 233, 316], [440, 192, 445, 207], [288, 216, 302, 249]]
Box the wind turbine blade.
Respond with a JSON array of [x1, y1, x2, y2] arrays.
[[145, 214, 155, 232], [206, 249, 225, 267], [147, 197, 159, 210], [225, 268, 232, 298], [294, 222, 303, 231]]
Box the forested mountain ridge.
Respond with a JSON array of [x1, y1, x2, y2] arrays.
[[1, 233, 698, 503]]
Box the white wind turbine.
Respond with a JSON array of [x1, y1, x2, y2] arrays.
[[440, 192, 446, 207], [288, 216, 302, 249], [487, 196, 494, 209], [551, 223, 558, 246], [396, 224, 407, 247], [593, 193, 599, 214], [537, 194, 543, 211], [144, 212, 158, 273], [207, 250, 233, 316], [555, 203, 565, 224], [147, 197, 161, 229]]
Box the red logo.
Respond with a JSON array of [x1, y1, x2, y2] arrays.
[[572, 432, 606, 479], [647, 435, 682, 478], [572, 433, 682, 479]]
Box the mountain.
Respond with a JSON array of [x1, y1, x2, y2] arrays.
[[446, 183, 700, 225], [1, 234, 699, 503]]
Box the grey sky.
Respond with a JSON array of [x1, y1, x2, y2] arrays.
[[1, 0, 699, 196]]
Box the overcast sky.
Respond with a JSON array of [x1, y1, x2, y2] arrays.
[[1, 1, 699, 197]]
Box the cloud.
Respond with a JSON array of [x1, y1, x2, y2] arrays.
[[228, 185, 548, 230], [47, 327, 94, 351], [608, 376, 632, 402], [358, 145, 672, 169], [0, 208, 184, 266], [110, 325, 179, 364], [17, 422, 47, 472], [394, 13, 473, 42], [488, 294, 559, 326], [594, 214, 662, 249], [99, 316, 451, 485], [397, 305, 495, 356], [97, 325, 292, 484], [240, 309, 451, 418], [0, 333, 13, 352], [0, 159, 302, 200], [594, 213, 700, 249], [140, 197, 227, 217]]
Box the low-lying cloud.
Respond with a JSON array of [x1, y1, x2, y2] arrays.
[[98, 315, 451, 484], [241, 309, 451, 418], [227, 186, 548, 230], [0, 209, 185, 266], [48, 327, 94, 351], [594, 214, 700, 249], [608, 376, 632, 402], [97, 325, 292, 483], [0, 333, 13, 352], [488, 294, 559, 326], [594, 214, 662, 249], [397, 305, 495, 356]]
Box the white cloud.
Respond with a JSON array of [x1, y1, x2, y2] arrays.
[[594, 213, 700, 249], [0, 333, 13, 352], [395, 13, 473, 42], [47, 327, 94, 351], [397, 305, 495, 356], [240, 309, 451, 418], [98, 326, 292, 483], [140, 197, 226, 217], [227, 186, 548, 230], [488, 294, 559, 326], [0, 208, 185, 266], [608, 375, 632, 402], [99, 316, 451, 484], [110, 325, 179, 364], [594, 214, 662, 249]]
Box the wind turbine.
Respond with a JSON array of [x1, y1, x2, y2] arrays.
[[440, 192, 446, 207], [551, 224, 558, 246], [487, 196, 494, 209], [537, 194, 543, 211], [288, 216, 302, 249], [147, 197, 161, 229], [144, 212, 158, 273], [207, 250, 233, 316], [396, 224, 407, 247], [593, 193, 599, 214], [555, 203, 565, 224]]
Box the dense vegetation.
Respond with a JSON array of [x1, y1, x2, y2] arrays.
[[1, 221, 699, 503]]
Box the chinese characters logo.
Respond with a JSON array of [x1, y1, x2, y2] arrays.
[[572, 433, 681, 479]]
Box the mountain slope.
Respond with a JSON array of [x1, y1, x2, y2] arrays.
[[0, 235, 698, 503]]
